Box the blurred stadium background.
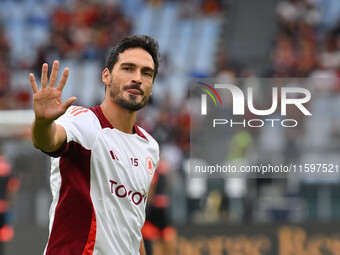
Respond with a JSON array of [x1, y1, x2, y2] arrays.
[[0, 0, 340, 254]]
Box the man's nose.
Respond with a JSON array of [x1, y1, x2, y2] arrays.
[[131, 71, 142, 84]]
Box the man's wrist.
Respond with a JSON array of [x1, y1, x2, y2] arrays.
[[34, 117, 54, 126]]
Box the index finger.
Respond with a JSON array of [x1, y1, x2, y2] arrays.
[[29, 73, 38, 93], [56, 68, 69, 91]]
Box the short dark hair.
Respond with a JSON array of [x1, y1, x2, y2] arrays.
[[105, 35, 160, 80]]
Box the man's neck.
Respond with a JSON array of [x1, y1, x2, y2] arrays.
[[100, 100, 137, 134]]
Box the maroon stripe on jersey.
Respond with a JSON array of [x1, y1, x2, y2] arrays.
[[90, 106, 113, 129], [90, 106, 148, 141], [133, 124, 148, 141], [46, 141, 94, 255]]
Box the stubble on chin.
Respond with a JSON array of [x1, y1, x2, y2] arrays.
[[109, 80, 150, 112]]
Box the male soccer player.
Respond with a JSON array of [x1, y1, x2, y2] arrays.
[[29, 35, 160, 255]]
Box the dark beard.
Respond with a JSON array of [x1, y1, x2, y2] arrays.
[[109, 80, 150, 112]]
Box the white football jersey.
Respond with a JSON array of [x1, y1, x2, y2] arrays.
[[43, 105, 159, 255]]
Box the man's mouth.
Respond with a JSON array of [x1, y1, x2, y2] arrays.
[[124, 85, 144, 95], [126, 88, 142, 95]]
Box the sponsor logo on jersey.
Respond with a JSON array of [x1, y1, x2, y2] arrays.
[[109, 180, 147, 205]]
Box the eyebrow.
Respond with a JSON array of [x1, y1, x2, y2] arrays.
[[120, 62, 154, 74]]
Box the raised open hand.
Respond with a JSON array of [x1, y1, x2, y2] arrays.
[[30, 60, 77, 123]]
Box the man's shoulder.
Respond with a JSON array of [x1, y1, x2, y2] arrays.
[[59, 105, 99, 123], [54, 106, 101, 151], [56, 105, 100, 133]]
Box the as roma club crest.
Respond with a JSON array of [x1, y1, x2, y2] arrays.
[[145, 157, 153, 175]]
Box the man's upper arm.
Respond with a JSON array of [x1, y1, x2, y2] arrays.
[[54, 124, 67, 151]]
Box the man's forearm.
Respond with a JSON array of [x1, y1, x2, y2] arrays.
[[32, 119, 63, 152]]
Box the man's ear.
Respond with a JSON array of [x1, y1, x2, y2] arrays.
[[102, 68, 111, 86]]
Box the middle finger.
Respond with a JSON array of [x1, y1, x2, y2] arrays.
[[41, 63, 48, 89], [49, 60, 59, 87]]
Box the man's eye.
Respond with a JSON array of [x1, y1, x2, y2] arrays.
[[143, 72, 152, 77], [123, 67, 131, 71]]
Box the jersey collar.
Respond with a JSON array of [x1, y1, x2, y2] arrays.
[[90, 106, 148, 141]]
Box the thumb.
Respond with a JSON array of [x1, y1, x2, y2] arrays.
[[62, 96, 77, 112]]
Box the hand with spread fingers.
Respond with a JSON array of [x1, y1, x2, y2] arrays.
[[29, 60, 77, 124]]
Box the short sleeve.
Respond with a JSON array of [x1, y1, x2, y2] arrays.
[[46, 106, 96, 157]]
